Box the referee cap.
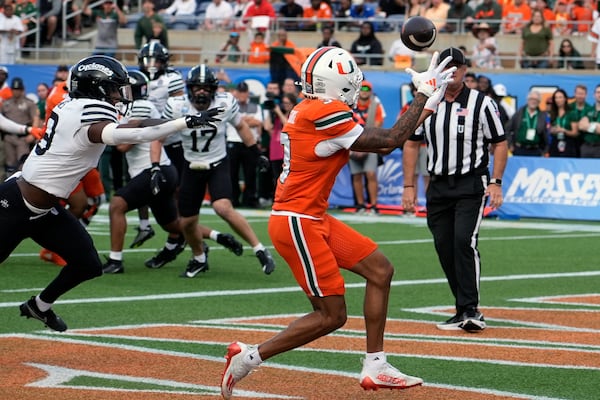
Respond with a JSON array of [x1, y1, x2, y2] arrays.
[[439, 47, 467, 66]]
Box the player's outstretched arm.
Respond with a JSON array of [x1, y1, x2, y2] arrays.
[[88, 107, 224, 145]]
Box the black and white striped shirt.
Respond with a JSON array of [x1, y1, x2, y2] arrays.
[[409, 86, 506, 177]]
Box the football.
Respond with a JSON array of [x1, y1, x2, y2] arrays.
[[401, 16, 437, 52]]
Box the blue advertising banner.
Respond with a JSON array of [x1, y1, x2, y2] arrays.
[[501, 156, 600, 221], [329, 154, 600, 221]]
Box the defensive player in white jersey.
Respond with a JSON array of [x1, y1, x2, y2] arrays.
[[101, 70, 181, 274], [1, 55, 221, 332], [128, 41, 187, 248], [161, 64, 275, 278], [137, 43, 245, 269]]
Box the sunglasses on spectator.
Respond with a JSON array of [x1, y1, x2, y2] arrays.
[[360, 86, 371, 91]]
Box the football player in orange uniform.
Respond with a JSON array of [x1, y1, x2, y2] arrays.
[[221, 47, 455, 399]]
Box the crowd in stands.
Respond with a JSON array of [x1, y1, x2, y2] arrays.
[[4, 0, 600, 69]]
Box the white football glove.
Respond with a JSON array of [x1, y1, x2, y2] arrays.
[[425, 83, 448, 113], [406, 52, 456, 97]]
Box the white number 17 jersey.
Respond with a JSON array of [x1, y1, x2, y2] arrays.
[[162, 91, 242, 165]]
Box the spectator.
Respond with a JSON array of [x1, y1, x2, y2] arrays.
[[571, 0, 594, 35], [317, 25, 342, 48], [269, 29, 299, 88], [569, 84, 592, 157], [227, 81, 263, 208], [464, 71, 478, 89], [160, 0, 197, 17], [302, 0, 333, 31], [15, 0, 38, 49], [476, 74, 493, 95], [378, 0, 406, 17], [493, 83, 516, 119], [470, 22, 501, 69], [334, 0, 352, 31], [350, 21, 384, 66], [349, 0, 377, 32], [281, 77, 299, 97], [552, 0, 572, 36], [1, 77, 38, 174], [36, 83, 49, 123], [557, 38, 585, 69], [247, 31, 270, 64], [243, 0, 276, 23], [532, 0, 555, 24], [0, 2, 25, 64], [588, 12, 600, 69], [577, 84, 600, 158], [204, 0, 234, 31], [387, 30, 415, 68], [231, 0, 252, 31], [422, 0, 450, 32], [134, 0, 168, 49], [445, 0, 474, 33], [406, 0, 426, 18], [278, 0, 304, 31], [38, 0, 61, 46], [501, 0, 531, 34], [349, 80, 385, 214], [471, 0, 502, 34], [548, 88, 577, 157], [520, 9, 554, 69], [83, 0, 126, 58], [505, 89, 549, 156], [216, 31, 242, 63]]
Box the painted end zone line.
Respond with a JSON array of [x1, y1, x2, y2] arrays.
[[1, 271, 600, 309]]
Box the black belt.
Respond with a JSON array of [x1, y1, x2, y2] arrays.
[[583, 142, 600, 147]]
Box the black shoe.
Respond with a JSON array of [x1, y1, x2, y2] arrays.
[[256, 248, 275, 275], [144, 241, 186, 269], [20, 296, 67, 332], [216, 233, 243, 256], [130, 226, 155, 248], [180, 258, 209, 278], [436, 313, 463, 331], [102, 258, 124, 274], [460, 310, 486, 332]]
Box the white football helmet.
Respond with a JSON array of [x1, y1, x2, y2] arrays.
[[300, 47, 363, 107]]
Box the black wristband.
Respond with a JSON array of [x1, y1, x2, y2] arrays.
[[151, 162, 160, 169]]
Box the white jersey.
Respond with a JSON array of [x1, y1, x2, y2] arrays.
[[122, 99, 170, 178], [147, 68, 184, 147], [147, 69, 185, 115], [163, 91, 242, 165], [21, 98, 118, 199]]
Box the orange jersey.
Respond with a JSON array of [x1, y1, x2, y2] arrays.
[[273, 98, 361, 218], [45, 82, 69, 126], [248, 42, 270, 64]]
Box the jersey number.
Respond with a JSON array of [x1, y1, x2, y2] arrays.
[[34, 111, 58, 155], [190, 125, 217, 152]]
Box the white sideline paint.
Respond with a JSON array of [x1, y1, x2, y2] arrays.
[[8, 334, 569, 400], [2, 270, 600, 308]]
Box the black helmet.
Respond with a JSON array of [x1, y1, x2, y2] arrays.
[[128, 70, 149, 100], [138, 42, 170, 80], [69, 55, 132, 106], [185, 64, 219, 106]]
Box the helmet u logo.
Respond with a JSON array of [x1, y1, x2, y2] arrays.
[[336, 61, 355, 74]]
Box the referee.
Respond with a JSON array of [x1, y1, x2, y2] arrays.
[[402, 47, 508, 332]]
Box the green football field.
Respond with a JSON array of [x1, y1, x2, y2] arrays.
[[1, 206, 598, 400]]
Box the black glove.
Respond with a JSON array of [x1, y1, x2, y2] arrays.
[[185, 107, 224, 128], [249, 144, 270, 173], [150, 162, 166, 195]]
